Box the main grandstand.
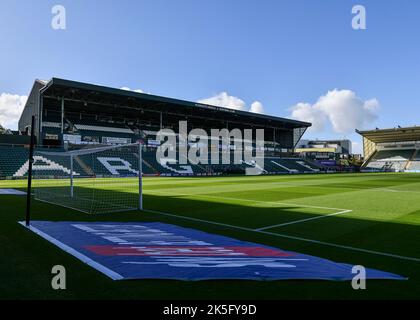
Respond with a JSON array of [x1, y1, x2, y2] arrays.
[[357, 126, 420, 172], [0, 78, 323, 178]]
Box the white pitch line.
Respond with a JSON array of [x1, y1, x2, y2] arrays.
[[144, 208, 420, 263], [18, 222, 124, 280], [270, 201, 349, 211], [368, 188, 420, 194], [255, 210, 352, 231], [147, 190, 350, 212]]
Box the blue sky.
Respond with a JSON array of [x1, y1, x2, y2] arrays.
[[1, 0, 420, 153]]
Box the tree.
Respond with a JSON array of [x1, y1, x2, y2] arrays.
[[0, 123, 11, 135]]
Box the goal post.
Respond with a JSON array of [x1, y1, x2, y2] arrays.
[[31, 142, 143, 214]]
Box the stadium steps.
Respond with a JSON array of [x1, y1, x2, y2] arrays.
[[193, 162, 209, 174], [276, 159, 303, 173], [300, 158, 322, 171], [406, 149, 420, 171], [179, 153, 207, 174], [74, 155, 94, 176], [133, 152, 159, 175], [362, 150, 378, 168], [405, 149, 418, 170], [64, 117, 76, 132], [294, 160, 317, 172], [270, 160, 293, 173], [262, 160, 287, 174]]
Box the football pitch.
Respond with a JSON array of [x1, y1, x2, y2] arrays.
[[1, 172, 420, 299]]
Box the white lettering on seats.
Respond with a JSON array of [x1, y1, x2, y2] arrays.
[[13, 156, 79, 177], [96, 157, 138, 175]]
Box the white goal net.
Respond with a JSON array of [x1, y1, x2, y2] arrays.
[[32, 143, 143, 214]]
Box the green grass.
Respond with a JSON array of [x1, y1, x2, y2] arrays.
[[1, 172, 420, 299]]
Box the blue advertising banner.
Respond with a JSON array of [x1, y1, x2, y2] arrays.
[[21, 221, 405, 281], [319, 160, 337, 166]]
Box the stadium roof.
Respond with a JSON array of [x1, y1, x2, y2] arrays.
[[356, 126, 420, 143], [40, 78, 311, 129]]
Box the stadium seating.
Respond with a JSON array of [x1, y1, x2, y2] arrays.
[[143, 151, 209, 176], [263, 159, 289, 174], [41, 112, 64, 135], [266, 158, 321, 174], [0, 146, 29, 177], [406, 150, 420, 171], [0, 146, 88, 178], [365, 149, 415, 172], [0, 145, 329, 179], [64, 117, 138, 144]]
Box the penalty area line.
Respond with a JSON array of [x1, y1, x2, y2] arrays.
[[144, 208, 420, 263], [255, 210, 353, 231]]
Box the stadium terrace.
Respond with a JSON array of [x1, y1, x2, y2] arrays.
[[8, 78, 321, 178], [156, 122, 265, 170], [356, 126, 420, 172]]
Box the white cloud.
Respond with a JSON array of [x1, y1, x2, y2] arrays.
[[290, 89, 379, 134], [198, 92, 265, 114], [289, 102, 327, 132], [250, 101, 264, 114], [198, 92, 246, 111], [0, 93, 28, 130], [120, 87, 144, 93]]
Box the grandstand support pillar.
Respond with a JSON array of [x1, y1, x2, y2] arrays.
[[61, 98, 64, 134], [138, 142, 143, 210], [70, 154, 74, 198], [362, 137, 376, 166], [160, 112, 163, 129]]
